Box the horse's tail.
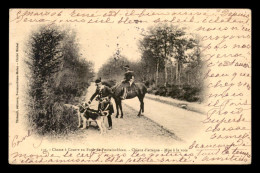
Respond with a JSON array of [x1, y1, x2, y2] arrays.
[[142, 83, 147, 95], [144, 81, 150, 88]]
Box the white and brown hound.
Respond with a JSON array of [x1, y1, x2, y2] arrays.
[[64, 103, 108, 134]]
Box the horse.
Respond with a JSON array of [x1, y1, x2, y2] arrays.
[[102, 80, 147, 118]]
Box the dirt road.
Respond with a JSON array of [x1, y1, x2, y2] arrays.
[[53, 83, 206, 148]]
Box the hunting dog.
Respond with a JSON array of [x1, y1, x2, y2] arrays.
[[64, 103, 108, 134]]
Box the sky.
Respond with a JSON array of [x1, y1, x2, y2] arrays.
[[76, 24, 148, 73], [11, 16, 151, 74]]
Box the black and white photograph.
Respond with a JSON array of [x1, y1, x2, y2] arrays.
[[9, 9, 251, 164]]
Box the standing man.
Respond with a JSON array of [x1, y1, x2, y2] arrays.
[[88, 78, 114, 130], [121, 65, 135, 100]]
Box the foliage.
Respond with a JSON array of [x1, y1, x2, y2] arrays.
[[25, 26, 94, 135], [98, 24, 204, 102], [148, 84, 202, 102], [139, 24, 202, 86]]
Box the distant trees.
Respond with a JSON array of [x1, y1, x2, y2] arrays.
[[138, 24, 204, 102], [25, 26, 94, 135], [98, 55, 129, 81], [97, 24, 204, 102], [139, 24, 202, 87]]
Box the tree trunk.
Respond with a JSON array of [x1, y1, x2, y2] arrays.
[[178, 61, 182, 85], [187, 73, 190, 85], [164, 43, 167, 87], [146, 66, 149, 81], [176, 60, 178, 85], [156, 58, 159, 86], [170, 65, 173, 85], [164, 60, 167, 87]]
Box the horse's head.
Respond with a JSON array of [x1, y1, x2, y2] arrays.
[[102, 80, 116, 88]]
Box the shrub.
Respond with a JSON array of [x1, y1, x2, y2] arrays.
[[26, 26, 94, 136], [182, 85, 201, 102], [147, 84, 203, 102]]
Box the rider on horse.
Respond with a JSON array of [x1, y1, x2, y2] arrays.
[[121, 65, 135, 100], [88, 78, 114, 130]]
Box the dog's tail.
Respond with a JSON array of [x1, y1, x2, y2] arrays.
[[64, 104, 79, 110]]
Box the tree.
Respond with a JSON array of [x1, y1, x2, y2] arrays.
[[139, 31, 165, 86], [140, 50, 157, 82], [171, 33, 199, 85], [98, 55, 131, 81], [25, 25, 94, 135], [26, 26, 64, 107], [139, 24, 201, 86]]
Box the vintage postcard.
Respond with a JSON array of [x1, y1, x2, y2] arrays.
[[9, 8, 251, 164]]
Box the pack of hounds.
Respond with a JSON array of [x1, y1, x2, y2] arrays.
[[65, 100, 110, 135]]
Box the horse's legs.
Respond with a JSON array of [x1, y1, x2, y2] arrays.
[[118, 100, 124, 118], [141, 95, 145, 113], [137, 95, 144, 117], [115, 99, 119, 118]]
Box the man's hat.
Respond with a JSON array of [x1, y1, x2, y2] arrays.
[[95, 77, 102, 83], [123, 65, 130, 68]]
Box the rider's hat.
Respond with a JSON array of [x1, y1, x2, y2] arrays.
[[95, 77, 102, 84]]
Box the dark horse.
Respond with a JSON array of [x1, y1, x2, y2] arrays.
[[102, 80, 147, 118]]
